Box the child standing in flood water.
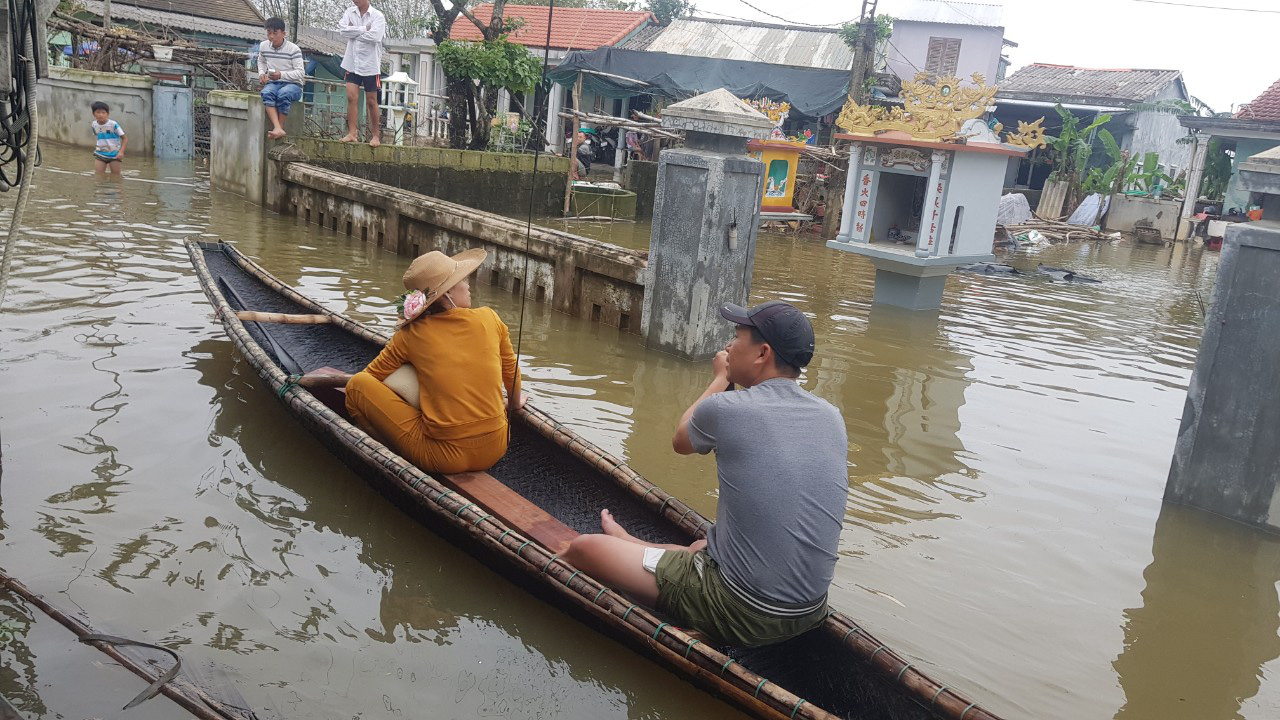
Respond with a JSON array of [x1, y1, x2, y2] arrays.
[[90, 101, 126, 174]]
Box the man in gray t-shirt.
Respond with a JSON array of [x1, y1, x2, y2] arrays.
[[563, 300, 850, 647]]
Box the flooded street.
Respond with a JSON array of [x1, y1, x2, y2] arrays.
[[2, 143, 1278, 719]]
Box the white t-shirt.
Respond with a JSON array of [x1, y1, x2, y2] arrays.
[[338, 5, 386, 76], [91, 119, 125, 158]]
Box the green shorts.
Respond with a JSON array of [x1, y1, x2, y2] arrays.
[[654, 550, 828, 648]]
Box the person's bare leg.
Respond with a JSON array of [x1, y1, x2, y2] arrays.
[[94, 158, 107, 174], [600, 509, 707, 552], [366, 92, 381, 147], [265, 107, 285, 139], [561, 534, 659, 606], [340, 83, 360, 142]]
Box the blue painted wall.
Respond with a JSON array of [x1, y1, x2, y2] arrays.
[[1224, 138, 1280, 212]]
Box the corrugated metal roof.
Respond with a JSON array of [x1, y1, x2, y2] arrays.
[[889, 0, 1003, 28], [638, 18, 852, 71], [449, 5, 655, 50], [114, 0, 263, 27], [79, 0, 344, 56], [998, 64, 1183, 105], [1237, 78, 1280, 121]]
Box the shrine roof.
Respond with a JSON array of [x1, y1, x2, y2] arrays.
[[834, 133, 1027, 157]]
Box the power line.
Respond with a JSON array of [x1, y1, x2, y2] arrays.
[[886, 38, 921, 74], [1128, 0, 1280, 11], [730, 0, 855, 27], [939, 1, 988, 26], [707, 20, 768, 62]]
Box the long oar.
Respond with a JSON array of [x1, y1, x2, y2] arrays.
[[217, 278, 304, 375], [0, 567, 250, 719]]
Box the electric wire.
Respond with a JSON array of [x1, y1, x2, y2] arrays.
[[1129, 0, 1280, 11], [0, 0, 42, 309], [729, 0, 856, 27], [511, 0, 558, 416]]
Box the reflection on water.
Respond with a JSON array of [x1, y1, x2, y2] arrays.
[[1114, 504, 1280, 720], [1, 143, 1275, 719]]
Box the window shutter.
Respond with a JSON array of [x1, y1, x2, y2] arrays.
[[925, 37, 962, 77]]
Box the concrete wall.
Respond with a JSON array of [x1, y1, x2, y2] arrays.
[[1105, 194, 1181, 238], [886, 22, 1003, 83], [208, 91, 305, 205], [1225, 138, 1280, 212], [294, 138, 569, 217], [273, 161, 647, 332], [37, 66, 155, 154], [209, 91, 268, 205]]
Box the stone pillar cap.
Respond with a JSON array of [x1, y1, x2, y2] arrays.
[[1237, 144, 1280, 196], [661, 88, 775, 138]]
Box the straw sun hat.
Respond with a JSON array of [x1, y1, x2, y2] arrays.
[[399, 248, 487, 321]]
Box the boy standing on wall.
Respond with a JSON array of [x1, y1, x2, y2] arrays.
[[90, 101, 126, 174], [337, 0, 386, 147], [257, 17, 306, 140]]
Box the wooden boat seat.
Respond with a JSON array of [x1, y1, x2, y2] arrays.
[[440, 471, 579, 554], [306, 366, 351, 418]]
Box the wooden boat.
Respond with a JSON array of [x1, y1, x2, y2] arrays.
[[187, 240, 1002, 720]]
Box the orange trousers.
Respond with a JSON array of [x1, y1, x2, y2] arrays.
[[345, 371, 508, 474]]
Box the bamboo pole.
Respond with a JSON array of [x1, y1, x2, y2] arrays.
[[564, 72, 584, 217], [0, 568, 245, 720], [235, 311, 331, 324], [554, 110, 678, 140]]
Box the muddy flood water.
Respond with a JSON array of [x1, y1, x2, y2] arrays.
[[2, 143, 1278, 720]]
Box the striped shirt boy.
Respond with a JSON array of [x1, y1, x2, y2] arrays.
[[256, 38, 304, 86], [91, 119, 124, 160]]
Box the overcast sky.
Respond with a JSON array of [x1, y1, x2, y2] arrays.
[[688, 0, 1279, 114]]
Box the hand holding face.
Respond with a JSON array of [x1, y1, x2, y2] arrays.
[[712, 350, 729, 380]]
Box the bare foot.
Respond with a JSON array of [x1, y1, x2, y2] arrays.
[[600, 509, 629, 539], [267, 128, 286, 140], [339, 134, 358, 143], [369, 136, 381, 148]]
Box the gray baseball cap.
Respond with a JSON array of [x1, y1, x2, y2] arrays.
[[718, 300, 815, 368]]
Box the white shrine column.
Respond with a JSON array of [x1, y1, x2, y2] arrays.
[[614, 96, 630, 181], [545, 82, 566, 153], [1177, 134, 1212, 241], [836, 142, 863, 242], [916, 151, 947, 258]]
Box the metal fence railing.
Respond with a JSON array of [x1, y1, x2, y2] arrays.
[[299, 75, 450, 145]]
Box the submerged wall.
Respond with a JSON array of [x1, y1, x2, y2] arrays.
[[294, 138, 570, 217], [271, 160, 647, 332], [1106, 194, 1181, 239], [38, 67, 155, 155]]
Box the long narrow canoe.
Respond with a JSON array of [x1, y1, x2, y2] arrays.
[[187, 240, 1002, 720]]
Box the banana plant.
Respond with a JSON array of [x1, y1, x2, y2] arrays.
[[1044, 104, 1112, 211], [1082, 129, 1135, 195], [1127, 152, 1174, 195]]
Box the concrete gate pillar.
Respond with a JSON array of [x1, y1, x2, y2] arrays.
[[1166, 145, 1280, 532], [640, 89, 774, 360]]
